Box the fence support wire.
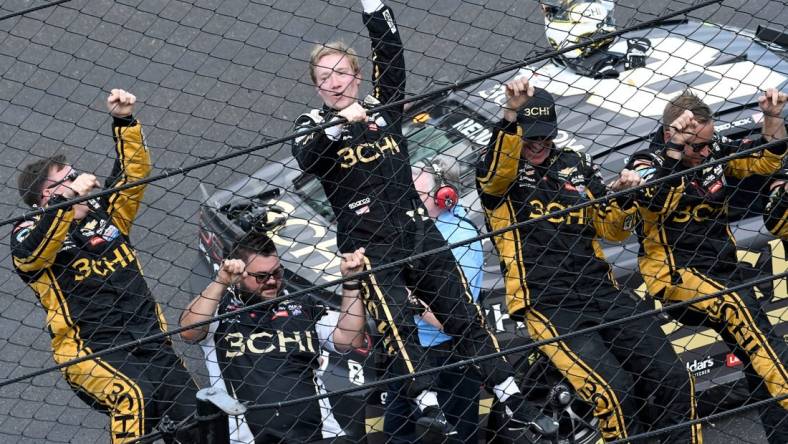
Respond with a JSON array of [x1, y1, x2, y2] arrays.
[[0, 0, 72, 21]]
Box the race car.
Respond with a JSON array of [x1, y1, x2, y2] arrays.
[[195, 17, 788, 442]]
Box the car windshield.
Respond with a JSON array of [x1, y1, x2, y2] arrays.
[[408, 123, 479, 188], [293, 105, 482, 222]]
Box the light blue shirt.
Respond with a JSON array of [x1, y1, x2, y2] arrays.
[[417, 205, 484, 347]]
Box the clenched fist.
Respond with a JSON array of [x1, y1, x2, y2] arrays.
[[217, 259, 247, 286], [340, 247, 366, 277], [107, 89, 136, 118]]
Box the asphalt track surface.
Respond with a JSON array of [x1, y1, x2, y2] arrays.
[[0, 0, 786, 442]]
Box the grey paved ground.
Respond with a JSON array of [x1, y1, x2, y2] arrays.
[[0, 0, 786, 442]]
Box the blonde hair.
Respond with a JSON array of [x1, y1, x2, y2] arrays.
[[309, 41, 360, 85]]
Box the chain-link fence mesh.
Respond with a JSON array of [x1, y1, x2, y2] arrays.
[[0, 0, 787, 443]]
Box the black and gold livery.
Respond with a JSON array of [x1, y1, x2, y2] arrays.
[[629, 131, 788, 443], [632, 132, 787, 286], [10, 117, 197, 444], [208, 289, 345, 443], [477, 120, 701, 443]]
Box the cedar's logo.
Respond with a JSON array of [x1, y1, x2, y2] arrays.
[[224, 330, 318, 356], [72, 244, 136, 281], [686, 356, 714, 376]]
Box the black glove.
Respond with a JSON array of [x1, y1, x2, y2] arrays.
[[625, 38, 650, 70]]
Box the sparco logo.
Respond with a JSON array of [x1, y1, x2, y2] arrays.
[[686, 356, 714, 376], [348, 197, 371, 210]]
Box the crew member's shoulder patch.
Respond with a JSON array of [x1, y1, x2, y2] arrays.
[[296, 109, 324, 126], [295, 109, 324, 145], [382, 9, 397, 34]]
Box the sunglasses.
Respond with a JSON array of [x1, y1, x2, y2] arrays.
[[687, 141, 712, 153], [683, 134, 718, 153], [46, 169, 79, 190], [247, 266, 284, 284]]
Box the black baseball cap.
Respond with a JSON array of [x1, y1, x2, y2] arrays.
[[517, 87, 558, 140]]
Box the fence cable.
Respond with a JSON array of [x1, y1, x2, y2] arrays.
[[0, 0, 73, 22]]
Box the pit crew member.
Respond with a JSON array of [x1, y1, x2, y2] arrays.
[[290, 0, 558, 441], [477, 76, 702, 443], [627, 89, 788, 443], [180, 232, 366, 443], [11, 89, 199, 443]]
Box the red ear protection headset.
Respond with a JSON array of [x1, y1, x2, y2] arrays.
[[432, 163, 459, 210]]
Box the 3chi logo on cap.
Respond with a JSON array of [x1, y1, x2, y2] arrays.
[[517, 87, 558, 140]]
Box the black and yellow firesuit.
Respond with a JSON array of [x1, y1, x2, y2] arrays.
[[477, 119, 701, 442], [764, 173, 788, 239], [292, 5, 516, 398], [629, 131, 788, 443], [11, 117, 197, 444]]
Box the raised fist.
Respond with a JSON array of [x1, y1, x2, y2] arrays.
[[340, 247, 366, 277], [667, 110, 701, 147], [217, 259, 247, 286], [107, 89, 136, 117]]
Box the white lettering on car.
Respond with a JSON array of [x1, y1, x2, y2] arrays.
[[452, 117, 493, 145], [266, 199, 343, 280]]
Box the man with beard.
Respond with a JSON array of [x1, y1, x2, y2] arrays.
[[292, 1, 559, 440], [477, 76, 702, 442], [180, 232, 367, 443], [11, 89, 199, 443]]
